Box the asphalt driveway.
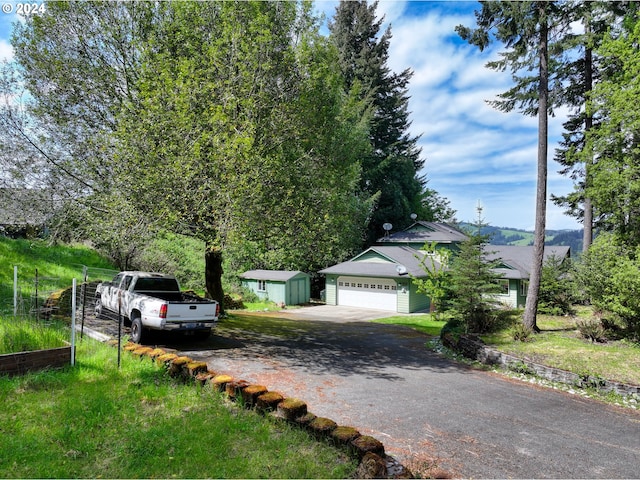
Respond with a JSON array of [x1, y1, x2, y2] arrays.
[[162, 306, 639, 478]]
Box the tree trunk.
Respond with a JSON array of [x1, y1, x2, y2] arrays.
[[583, 18, 594, 252], [205, 245, 225, 315], [523, 2, 549, 334]]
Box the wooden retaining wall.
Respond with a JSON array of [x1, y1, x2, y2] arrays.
[[0, 346, 72, 376]]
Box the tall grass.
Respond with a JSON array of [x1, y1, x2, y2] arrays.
[[0, 316, 69, 354], [0, 337, 357, 478]]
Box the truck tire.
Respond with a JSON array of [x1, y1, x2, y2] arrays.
[[130, 315, 145, 344]]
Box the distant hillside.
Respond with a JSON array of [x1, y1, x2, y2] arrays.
[[458, 223, 583, 253]]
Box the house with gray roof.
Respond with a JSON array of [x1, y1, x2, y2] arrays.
[[320, 246, 439, 313], [486, 245, 571, 308], [319, 221, 571, 313]]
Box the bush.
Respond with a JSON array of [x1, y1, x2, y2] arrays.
[[576, 318, 606, 343], [538, 255, 575, 315], [575, 233, 640, 338], [511, 322, 532, 342]]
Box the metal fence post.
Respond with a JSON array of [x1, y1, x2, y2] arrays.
[[117, 294, 122, 369], [13, 265, 17, 318], [71, 278, 76, 366], [81, 266, 88, 339]]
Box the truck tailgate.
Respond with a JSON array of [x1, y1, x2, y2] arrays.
[[164, 302, 218, 322]]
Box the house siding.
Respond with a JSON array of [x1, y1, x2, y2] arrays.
[[325, 275, 337, 305], [241, 272, 310, 305], [494, 279, 518, 308], [409, 282, 430, 313]]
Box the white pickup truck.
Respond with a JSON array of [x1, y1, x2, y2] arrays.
[[94, 271, 220, 343]]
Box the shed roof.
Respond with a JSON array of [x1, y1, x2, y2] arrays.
[[319, 246, 435, 278], [240, 270, 309, 282]]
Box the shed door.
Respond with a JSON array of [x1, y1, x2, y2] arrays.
[[337, 276, 397, 311]]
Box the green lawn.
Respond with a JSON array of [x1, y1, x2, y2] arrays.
[[373, 314, 447, 336], [481, 312, 640, 386], [375, 310, 640, 387], [0, 338, 357, 479]]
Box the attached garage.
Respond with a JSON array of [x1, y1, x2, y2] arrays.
[[336, 276, 397, 311], [320, 246, 434, 314]]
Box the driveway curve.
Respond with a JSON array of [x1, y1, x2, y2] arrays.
[[163, 306, 640, 478]]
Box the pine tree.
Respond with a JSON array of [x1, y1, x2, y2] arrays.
[[456, 1, 574, 332], [446, 208, 503, 334], [329, 0, 427, 244]]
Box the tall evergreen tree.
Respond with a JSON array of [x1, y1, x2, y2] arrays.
[[457, 1, 573, 332], [329, 0, 427, 245], [552, 1, 636, 252]]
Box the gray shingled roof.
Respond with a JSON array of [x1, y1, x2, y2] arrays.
[[240, 270, 308, 281], [486, 245, 571, 279], [319, 246, 436, 278], [377, 221, 468, 245]]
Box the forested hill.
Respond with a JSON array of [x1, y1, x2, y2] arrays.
[[459, 223, 584, 253]]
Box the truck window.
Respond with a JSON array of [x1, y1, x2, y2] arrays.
[[112, 274, 123, 286], [122, 276, 133, 291], [134, 277, 180, 292]]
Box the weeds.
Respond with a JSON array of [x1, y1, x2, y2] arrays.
[[0, 317, 68, 354]]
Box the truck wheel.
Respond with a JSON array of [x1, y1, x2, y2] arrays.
[[130, 316, 145, 344]]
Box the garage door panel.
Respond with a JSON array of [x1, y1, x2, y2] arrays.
[[337, 276, 397, 311]]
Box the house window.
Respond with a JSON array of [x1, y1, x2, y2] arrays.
[[384, 285, 390, 290], [257, 280, 267, 292], [520, 280, 529, 297], [498, 279, 509, 295], [357, 283, 363, 288], [364, 284, 369, 289], [338, 281, 344, 287]]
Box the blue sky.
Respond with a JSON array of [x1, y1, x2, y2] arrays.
[[0, 1, 581, 231], [316, 0, 581, 231]]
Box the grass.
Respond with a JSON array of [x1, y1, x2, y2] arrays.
[[0, 316, 69, 354], [375, 309, 640, 387], [0, 236, 116, 316], [480, 311, 640, 386], [373, 314, 447, 336], [0, 337, 357, 479]]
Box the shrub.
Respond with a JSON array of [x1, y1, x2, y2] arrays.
[[511, 322, 532, 342], [576, 318, 606, 343], [538, 255, 575, 315]]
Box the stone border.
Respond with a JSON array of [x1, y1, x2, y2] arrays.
[[120, 341, 413, 479], [0, 345, 72, 376], [442, 333, 640, 398]]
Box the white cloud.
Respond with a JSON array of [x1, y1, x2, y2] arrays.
[[376, 2, 580, 230]]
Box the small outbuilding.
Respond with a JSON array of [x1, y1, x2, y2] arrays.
[[240, 270, 311, 306]]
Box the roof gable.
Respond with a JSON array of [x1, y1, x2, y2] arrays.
[[377, 221, 468, 246], [319, 246, 436, 278]]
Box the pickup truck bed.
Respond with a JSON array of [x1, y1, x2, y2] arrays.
[[95, 271, 220, 343]]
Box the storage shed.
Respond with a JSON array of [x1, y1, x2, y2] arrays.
[[240, 270, 311, 306]]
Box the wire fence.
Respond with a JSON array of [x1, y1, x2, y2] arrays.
[[1, 265, 129, 365]]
